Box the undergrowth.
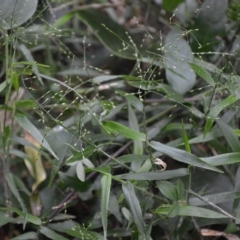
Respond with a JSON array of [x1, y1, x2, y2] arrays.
[[1, 0, 240, 240]]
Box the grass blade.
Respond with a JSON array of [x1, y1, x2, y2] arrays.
[[122, 181, 147, 239], [150, 141, 222, 173], [101, 174, 112, 240]]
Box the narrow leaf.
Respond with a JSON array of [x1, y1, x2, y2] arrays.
[[216, 119, 240, 152], [204, 95, 239, 135], [117, 168, 188, 180], [189, 63, 215, 86], [182, 121, 191, 153], [189, 191, 240, 206], [15, 114, 58, 160], [102, 121, 146, 141], [150, 141, 222, 173], [10, 232, 37, 240], [40, 226, 68, 240], [157, 181, 178, 201], [155, 205, 228, 218], [101, 175, 112, 240], [122, 181, 147, 238], [201, 153, 240, 166], [5, 174, 27, 228]]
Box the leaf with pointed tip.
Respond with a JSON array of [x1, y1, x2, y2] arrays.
[[150, 141, 222, 173]]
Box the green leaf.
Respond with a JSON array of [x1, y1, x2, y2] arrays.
[[0, 207, 42, 225], [111, 154, 148, 165], [150, 141, 222, 173], [204, 95, 239, 135], [128, 104, 143, 155], [117, 168, 188, 180], [76, 161, 85, 182], [92, 75, 122, 83], [52, 13, 74, 28], [164, 27, 196, 94], [5, 174, 27, 228], [78, 9, 136, 59], [168, 201, 180, 217], [102, 121, 146, 141], [18, 44, 43, 85], [201, 153, 240, 166], [66, 146, 95, 164], [15, 99, 36, 108], [10, 232, 37, 240], [163, 0, 184, 12], [156, 181, 178, 201], [101, 174, 112, 240], [177, 179, 185, 200], [14, 114, 59, 160], [191, 0, 227, 51], [40, 226, 68, 240], [0, 0, 38, 29], [65, 229, 102, 239], [154, 205, 228, 218], [216, 119, 240, 152], [189, 63, 215, 86], [182, 121, 191, 153], [122, 181, 147, 238], [189, 191, 240, 206]]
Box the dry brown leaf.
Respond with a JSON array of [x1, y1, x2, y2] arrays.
[[200, 229, 240, 240]]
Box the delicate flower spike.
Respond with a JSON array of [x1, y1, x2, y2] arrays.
[[154, 158, 167, 171]]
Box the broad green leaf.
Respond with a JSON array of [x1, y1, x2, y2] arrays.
[[163, 0, 184, 12], [40, 226, 68, 240], [102, 121, 146, 141], [157, 181, 178, 201], [101, 175, 112, 240], [10, 232, 37, 240], [189, 191, 240, 206], [150, 141, 222, 173], [5, 174, 27, 228], [78, 9, 136, 59], [189, 63, 215, 86], [155, 205, 228, 218], [201, 153, 240, 166], [0, 207, 42, 225], [164, 27, 196, 94], [204, 95, 239, 135], [191, 0, 227, 51], [122, 181, 147, 238], [0, 0, 38, 29], [216, 119, 240, 152], [117, 168, 188, 180], [14, 114, 58, 160]]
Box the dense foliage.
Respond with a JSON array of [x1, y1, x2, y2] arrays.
[[1, 0, 240, 239]]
